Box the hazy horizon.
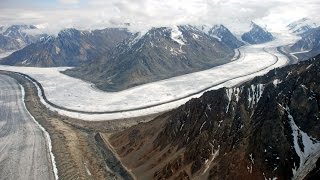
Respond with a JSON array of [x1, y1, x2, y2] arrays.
[[0, 0, 319, 34]]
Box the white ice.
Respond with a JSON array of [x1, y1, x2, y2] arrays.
[[0, 32, 299, 121]]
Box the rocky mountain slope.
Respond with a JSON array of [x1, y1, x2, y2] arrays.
[[241, 22, 274, 44], [0, 25, 46, 53], [64, 25, 234, 91], [287, 18, 318, 35], [110, 54, 320, 179], [0, 28, 132, 67], [290, 27, 320, 60], [207, 24, 244, 49]]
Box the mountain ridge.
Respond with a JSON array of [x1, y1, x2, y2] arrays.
[[290, 27, 320, 60], [109, 53, 320, 179], [0, 25, 47, 53], [287, 18, 318, 34], [64, 25, 235, 92], [241, 22, 274, 44], [0, 28, 132, 67], [207, 24, 244, 49]]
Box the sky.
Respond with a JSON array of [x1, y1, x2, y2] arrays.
[[0, 0, 319, 35]]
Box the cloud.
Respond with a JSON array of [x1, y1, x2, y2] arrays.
[[0, 0, 319, 35], [58, 0, 80, 5]]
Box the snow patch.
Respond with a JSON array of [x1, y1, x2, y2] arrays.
[[225, 88, 233, 113], [234, 87, 241, 102], [21, 59, 29, 65], [273, 79, 282, 87], [55, 46, 61, 54], [179, 123, 184, 131], [84, 162, 92, 176], [199, 121, 206, 133], [198, 24, 212, 35], [0, 51, 15, 59], [247, 153, 255, 174], [192, 33, 200, 40], [128, 32, 144, 47], [247, 84, 264, 109], [207, 104, 212, 111], [170, 47, 185, 56], [202, 143, 219, 175], [170, 26, 186, 45], [225, 87, 241, 112], [306, 64, 313, 70], [211, 35, 222, 42], [283, 105, 320, 179], [263, 173, 278, 180]]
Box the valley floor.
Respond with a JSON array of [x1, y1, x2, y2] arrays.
[[0, 32, 298, 121]]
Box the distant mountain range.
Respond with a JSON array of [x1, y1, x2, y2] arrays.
[[0, 25, 47, 53], [0, 23, 276, 91], [110, 53, 320, 179], [0, 28, 132, 67], [288, 18, 320, 60], [64, 25, 235, 91], [287, 18, 318, 35], [241, 22, 274, 44], [199, 24, 244, 49], [290, 27, 320, 60], [207, 24, 244, 49]]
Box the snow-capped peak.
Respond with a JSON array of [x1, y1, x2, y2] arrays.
[[287, 18, 318, 34], [250, 22, 267, 31], [0, 26, 9, 34], [211, 24, 227, 32], [58, 28, 79, 37], [128, 32, 144, 47], [35, 23, 49, 30], [195, 24, 212, 35]]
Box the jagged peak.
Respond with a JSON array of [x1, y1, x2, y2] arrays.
[[287, 17, 318, 34], [1, 24, 38, 35], [250, 21, 262, 30], [288, 17, 314, 27], [208, 24, 231, 36], [198, 24, 212, 34], [58, 28, 81, 37], [124, 25, 206, 49], [39, 35, 55, 44], [248, 22, 270, 34], [212, 24, 227, 31]]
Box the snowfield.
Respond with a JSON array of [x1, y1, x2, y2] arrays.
[[0, 32, 299, 121], [0, 51, 14, 59]]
